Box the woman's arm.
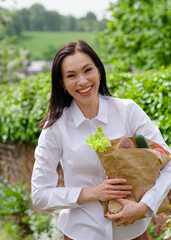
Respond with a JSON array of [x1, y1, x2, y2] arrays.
[[77, 178, 132, 205], [31, 127, 82, 210], [128, 101, 171, 215]]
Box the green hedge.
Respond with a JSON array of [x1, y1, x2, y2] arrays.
[[0, 67, 170, 146], [0, 73, 51, 145], [107, 66, 171, 146]]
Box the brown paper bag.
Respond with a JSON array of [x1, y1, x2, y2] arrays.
[[96, 137, 171, 217]]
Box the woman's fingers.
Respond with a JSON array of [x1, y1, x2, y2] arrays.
[[104, 190, 131, 195], [105, 178, 127, 184], [106, 185, 132, 190], [107, 211, 122, 221], [93, 178, 132, 201], [107, 211, 129, 227], [106, 199, 150, 227], [104, 179, 132, 189]]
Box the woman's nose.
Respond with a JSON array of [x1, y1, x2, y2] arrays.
[[78, 74, 88, 85]]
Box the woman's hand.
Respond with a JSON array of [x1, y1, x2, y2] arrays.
[[77, 178, 132, 205], [92, 178, 132, 201], [107, 199, 150, 226]]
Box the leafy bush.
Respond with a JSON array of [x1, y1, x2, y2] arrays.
[[0, 73, 51, 145], [0, 182, 30, 216], [107, 65, 171, 146], [28, 210, 63, 240], [0, 181, 62, 240], [0, 181, 31, 238], [163, 213, 171, 239], [100, 0, 171, 71], [0, 38, 28, 84]]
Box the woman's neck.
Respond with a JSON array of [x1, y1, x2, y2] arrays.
[[76, 97, 99, 120]]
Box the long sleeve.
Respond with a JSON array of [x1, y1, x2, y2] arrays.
[[128, 101, 171, 215], [140, 161, 171, 215], [31, 126, 82, 210]]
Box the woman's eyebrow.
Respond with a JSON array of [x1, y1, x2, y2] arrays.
[[82, 63, 93, 69], [65, 63, 93, 74], [65, 70, 75, 74]]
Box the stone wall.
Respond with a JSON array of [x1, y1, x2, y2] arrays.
[[0, 142, 64, 186]]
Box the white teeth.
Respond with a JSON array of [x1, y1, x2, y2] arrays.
[[78, 86, 91, 94]]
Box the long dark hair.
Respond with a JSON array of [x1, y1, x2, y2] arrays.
[[39, 40, 111, 129]]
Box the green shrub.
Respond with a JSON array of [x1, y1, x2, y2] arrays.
[[0, 181, 31, 238], [107, 65, 171, 146], [0, 73, 51, 145], [163, 213, 171, 239], [0, 181, 62, 239], [100, 0, 171, 71], [28, 210, 63, 240], [0, 182, 30, 216], [27, 210, 52, 234], [0, 38, 28, 84]]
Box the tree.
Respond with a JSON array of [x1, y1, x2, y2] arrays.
[[0, 2, 28, 84], [84, 12, 98, 31], [43, 11, 62, 31], [0, 5, 12, 39], [29, 4, 46, 31], [20, 8, 31, 31], [63, 15, 77, 31], [100, 0, 171, 70], [86, 12, 97, 20], [6, 10, 25, 36]]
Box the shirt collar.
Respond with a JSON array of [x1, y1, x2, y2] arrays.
[[70, 94, 108, 128]]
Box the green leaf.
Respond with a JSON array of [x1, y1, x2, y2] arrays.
[[86, 126, 111, 152]]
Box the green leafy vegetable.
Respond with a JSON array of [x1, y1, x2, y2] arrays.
[[86, 126, 111, 152]]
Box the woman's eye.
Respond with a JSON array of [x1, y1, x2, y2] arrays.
[[85, 68, 92, 73], [67, 74, 75, 78]]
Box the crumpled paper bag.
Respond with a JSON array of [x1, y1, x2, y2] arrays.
[[96, 137, 171, 217]]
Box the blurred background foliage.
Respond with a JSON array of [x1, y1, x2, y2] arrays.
[[99, 0, 171, 71], [0, 73, 51, 145], [0, 38, 28, 83]]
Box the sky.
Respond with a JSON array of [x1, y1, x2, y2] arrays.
[[0, 0, 116, 19]]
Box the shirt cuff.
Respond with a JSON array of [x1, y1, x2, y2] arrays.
[[69, 187, 83, 208]]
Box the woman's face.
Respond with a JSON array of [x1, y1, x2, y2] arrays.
[[61, 51, 101, 110]]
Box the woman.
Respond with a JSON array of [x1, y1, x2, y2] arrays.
[[31, 40, 171, 240]]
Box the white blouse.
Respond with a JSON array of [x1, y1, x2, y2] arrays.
[[31, 95, 171, 240]]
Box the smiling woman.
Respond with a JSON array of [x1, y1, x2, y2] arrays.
[[31, 40, 171, 240], [38, 40, 110, 129], [62, 51, 101, 119]]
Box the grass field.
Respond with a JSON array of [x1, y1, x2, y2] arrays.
[[15, 31, 101, 60]]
